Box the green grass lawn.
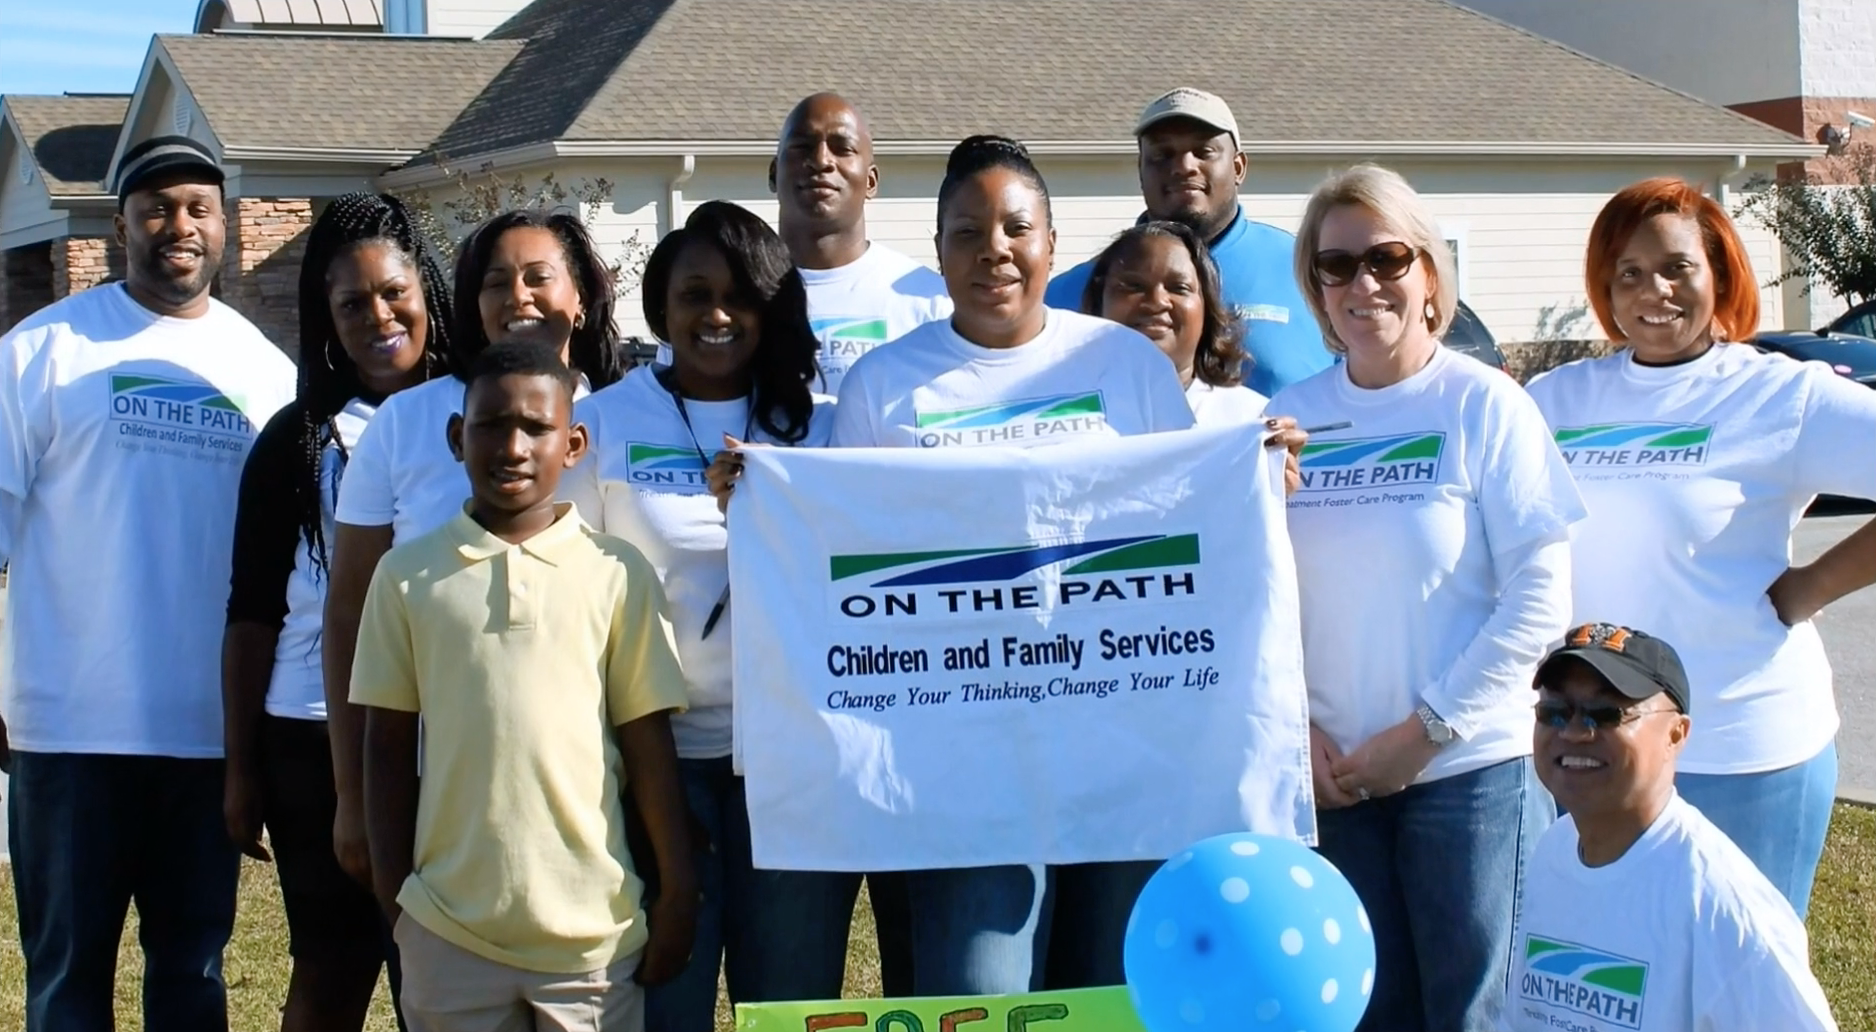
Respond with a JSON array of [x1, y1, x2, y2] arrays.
[[1, 805, 1870, 1031]]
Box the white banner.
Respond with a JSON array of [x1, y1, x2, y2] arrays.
[[728, 423, 1313, 871]]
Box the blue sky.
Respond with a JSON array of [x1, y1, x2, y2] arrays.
[[0, 0, 202, 96]]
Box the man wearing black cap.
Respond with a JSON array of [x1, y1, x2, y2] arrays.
[[1045, 87, 1333, 396], [1505, 623, 1837, 1031], [0, 134, 294, 1030]]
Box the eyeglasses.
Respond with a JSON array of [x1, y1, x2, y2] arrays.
[[1312, 242, 1421, 287], [1533, 699, 1674, 733]]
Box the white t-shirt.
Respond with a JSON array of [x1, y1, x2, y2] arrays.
[[1269, 346, 1585, 781], [1526, 345, 1876, 774], [832, 308, 1195, 448], [0, 284, 294, 757], [802, 242, 951, 396], [268, 398, 375, 720], [1186, 379, 1268, 426], [1504, 794, 1837, 1032], [335, 371, 592, 541], [562, 372, 835, 758]]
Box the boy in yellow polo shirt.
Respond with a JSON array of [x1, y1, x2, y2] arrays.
[[352, 342, 696, 1032]]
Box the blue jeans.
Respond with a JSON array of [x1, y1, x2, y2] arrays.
[[1315, 757, 1551, 1032], [1043, 860, 1159, 988], [1675, 741, 1836, 918], [651, 757, 867, 1023], [902, 865, 1052, 995], [7, 751, 240, 1032]]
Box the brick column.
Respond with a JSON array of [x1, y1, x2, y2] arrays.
[[51, 236, 121, 298], [220, 198, 313, 356]]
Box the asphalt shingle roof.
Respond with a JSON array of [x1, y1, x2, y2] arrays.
[[4, 94, 130, 195], [148, 0, 1807, 163], [156, 34, 522, 151], [439, 0, 1807, 153]]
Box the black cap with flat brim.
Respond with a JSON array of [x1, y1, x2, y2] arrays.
[[1535, 622, 1691, 715], [114, 135, 224, 204]]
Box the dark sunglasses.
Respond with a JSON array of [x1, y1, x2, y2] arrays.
[[1533, 699, 1673, 733], [1312, 242, 1421, 287]]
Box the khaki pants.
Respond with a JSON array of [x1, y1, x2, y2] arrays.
[[394, 914, 645, 1032]]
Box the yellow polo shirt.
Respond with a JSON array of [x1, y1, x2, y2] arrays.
[[350, 502, 688, 974]]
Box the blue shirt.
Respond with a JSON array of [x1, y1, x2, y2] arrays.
[[1046, 208, 1333, 396]]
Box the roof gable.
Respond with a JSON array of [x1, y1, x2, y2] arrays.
[[2, 95, 130, 196], [154, 33, 522, 153]]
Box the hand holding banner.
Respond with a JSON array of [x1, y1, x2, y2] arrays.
[[728, 422, 1313, 871]]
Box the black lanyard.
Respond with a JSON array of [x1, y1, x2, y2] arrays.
[[657, 367, 756, 464], [656, 368, 753, 640]]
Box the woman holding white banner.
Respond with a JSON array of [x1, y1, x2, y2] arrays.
[[1268, 164, 1583, 1032], [561, 200, 831, 1031], [828, 134, 1194, 997]]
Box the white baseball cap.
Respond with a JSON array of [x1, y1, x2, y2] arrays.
[[1134, 88, 1241, 151]]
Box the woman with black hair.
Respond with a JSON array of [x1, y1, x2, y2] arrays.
[[1080, 220, 1267, 425], [322, 208, 629, 902], [222, 191, 452, 1032], [561, 200, 827, 1031]]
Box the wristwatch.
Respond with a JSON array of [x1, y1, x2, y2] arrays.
[[1415, 703, 1455, 747]]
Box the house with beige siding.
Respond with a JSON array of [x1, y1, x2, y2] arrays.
[[0, 0, 1821, 348]]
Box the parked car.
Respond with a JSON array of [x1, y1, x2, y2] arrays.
[[1826, 298, 1876, 340], [1444, 299, 1509, 373], [1750, 329, 1876, 388]]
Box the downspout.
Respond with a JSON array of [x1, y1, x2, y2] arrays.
[[667, 153, 696, 235], [1716, 153, 1749, 210]]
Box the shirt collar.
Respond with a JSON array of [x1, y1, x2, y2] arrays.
[[448, 501, 588, 566]]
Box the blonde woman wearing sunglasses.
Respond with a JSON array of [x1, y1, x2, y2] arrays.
[[1266, 164, 1585, 1032]]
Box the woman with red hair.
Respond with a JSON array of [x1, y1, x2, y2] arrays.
[[1526, 177, 1876, 915]]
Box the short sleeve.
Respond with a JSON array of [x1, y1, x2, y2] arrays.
[[226, 402, 306, 628], [1698, 914, 1838, 1031], [348, 559, 420, 712], [334, 397, 397, 526], [1791, 364, 1876, 502], [1476, 383, 1588, 553], [603, 546, 690, 726], [560, 397, 607, 533], [831, 365, 881, 447], [0, 327, 54, 528], [1140, 357, 1198, 434]]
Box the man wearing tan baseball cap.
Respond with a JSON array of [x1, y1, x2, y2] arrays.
[[1046, 87, 1330, 398]]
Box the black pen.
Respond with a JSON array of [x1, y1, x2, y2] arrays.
[[1301, 421, 1353, 434], [701, 584, 731, 639]]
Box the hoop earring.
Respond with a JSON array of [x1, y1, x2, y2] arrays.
[[324, 337, 338, 371], [574, 312, 587, 330]]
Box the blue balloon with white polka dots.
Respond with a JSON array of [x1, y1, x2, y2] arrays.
[[1123, 833, 1375, 1032]]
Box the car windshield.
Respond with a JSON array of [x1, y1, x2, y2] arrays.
[[1774, 335, 1876, 371]]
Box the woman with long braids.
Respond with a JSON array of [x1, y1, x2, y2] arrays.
[[563, 199, 827, 1030], [222, 191, 452, 1032], [322, 208, 630, 907]]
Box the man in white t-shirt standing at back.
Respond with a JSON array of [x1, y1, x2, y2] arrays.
[[770, 92, 950, 396], [0, 135, 295, 1031], [1506, 622, 1837, 1032]]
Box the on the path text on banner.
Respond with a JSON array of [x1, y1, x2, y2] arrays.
[[727, 422, 1314, 871]]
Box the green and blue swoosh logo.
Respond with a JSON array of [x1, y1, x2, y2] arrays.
[[831, 534, 1199, 588]]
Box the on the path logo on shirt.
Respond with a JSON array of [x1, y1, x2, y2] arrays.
[[1553, 423, 1712, 468], [912, 392, 1108, 448], [1295, 433, 1444, 493], [1518, 935, 1649, 1030], [109, 373, 255, 461], [830, 533, 1202, 620], [813, 316, 891, 371], [625, 443, 707, 490]]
